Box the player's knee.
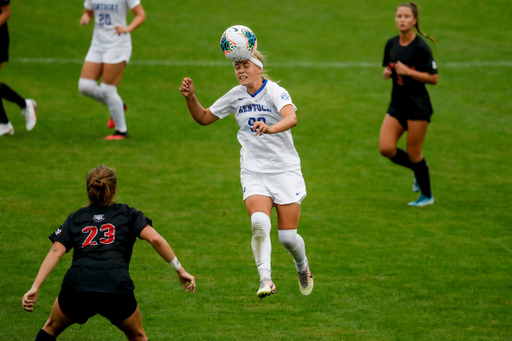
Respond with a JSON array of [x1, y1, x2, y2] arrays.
[[78, 78, 97, 97], [123, 329, 146, 341], [379, 145, 395, 158], [406, 148, 422, 163], [251, 212, 270, 237], [100, 83, 121, 104], [35, 328, 57, 341], [42, 321, 65, 338], [278, 229, 297, 248]]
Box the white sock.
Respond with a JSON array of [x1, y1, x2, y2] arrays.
[[251, 212, 272, 281], [278, 229, 308, 272], [78, 78, 107, 105], [100, 83, 127, 133]]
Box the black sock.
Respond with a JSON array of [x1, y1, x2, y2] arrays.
[[35, 329, 56, 341], [411, 158, 432, 198], [0, 100, 8, 124], [0, 82, 26, 108], [389, 148, 413, 169]]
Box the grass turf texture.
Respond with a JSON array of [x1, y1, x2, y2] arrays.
[[1, 0, 511, 339]]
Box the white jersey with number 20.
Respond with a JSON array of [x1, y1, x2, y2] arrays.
[[84, 0, 140, 50], [210, 79, 301, 173]]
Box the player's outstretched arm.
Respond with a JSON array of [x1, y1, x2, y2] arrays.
[[22, 242, 66, 312], [140, 225, 196, 293], [179, 78, 219, 126]]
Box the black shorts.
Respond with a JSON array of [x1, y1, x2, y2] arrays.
[[58, 290, 138, 326], [387, 108, 432, 131]]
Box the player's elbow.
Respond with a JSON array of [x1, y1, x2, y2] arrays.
[[138, 12, 147, 23], [196, 110, 217, 126], [149, 235, 167, 249], [196, 118, 211, 126], [289, 116, 297, 128], [430, 74, 439, 85], [133, 4, 146, 23], [146, 232, 164, 245], [50, 242, 67, 259]]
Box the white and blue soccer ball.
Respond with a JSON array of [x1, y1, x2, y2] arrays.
[[220, 25, 257, 62]]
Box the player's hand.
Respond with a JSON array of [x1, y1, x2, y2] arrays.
[[115, 26, 129, 35], [179, 78, 195, 98], [177, 268, 196, 293], [22, 288, 39, 312], [80, 13, 91, 26], [383, 66, 393, 79], [395, 61, 410, 76], [252, 121, 272, 136]]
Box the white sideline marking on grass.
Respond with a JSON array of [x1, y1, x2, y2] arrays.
[[14, 58, 512, 68]]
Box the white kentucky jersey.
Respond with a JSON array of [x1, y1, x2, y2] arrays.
[[210, 79, 301, 173], [84, 0, 140, 50]]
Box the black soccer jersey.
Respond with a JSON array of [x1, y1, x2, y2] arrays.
[[49, 203, 152, 294], [382, 35, 437, 116]]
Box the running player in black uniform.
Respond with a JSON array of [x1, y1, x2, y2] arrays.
[[22, 165, 196, 341], [0, 0, 37, 136], [379, 2, 438, 207]]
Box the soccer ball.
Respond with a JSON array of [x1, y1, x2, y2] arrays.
[[220, 25, 257, 62]]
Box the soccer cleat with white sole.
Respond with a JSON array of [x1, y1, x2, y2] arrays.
[[298, 264, 314, 296], [412, 178, 420, 193], [21, 99, 37, 131], [0, 122, 14, 136], [257, 279, 276, 299], [105, 131, 129, 140], [408, 194, 434, 207]]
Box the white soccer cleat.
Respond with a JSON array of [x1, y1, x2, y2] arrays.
[[21, 99, 37, 131], [256, 278, 276, 299], [298, 264, 314, 296], [0, 122, 14, 136], [408, 194, 434, 207]]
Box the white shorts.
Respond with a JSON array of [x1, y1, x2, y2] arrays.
[[85, 46, 132, 64], [241, 169, 307, 205]]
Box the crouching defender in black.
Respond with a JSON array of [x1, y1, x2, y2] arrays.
[[22, 165, 196, 341]]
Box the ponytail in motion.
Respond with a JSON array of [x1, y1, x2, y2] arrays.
[[397, 2, 437, 44], [86, 165, 117, 207]]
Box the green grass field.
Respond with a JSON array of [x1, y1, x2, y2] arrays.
[[1, 0, 511, 339]]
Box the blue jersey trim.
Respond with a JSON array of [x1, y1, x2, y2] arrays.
[[248, 79, 268, 98]]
